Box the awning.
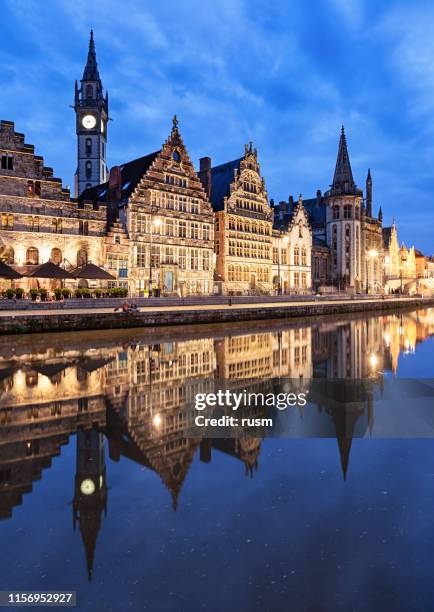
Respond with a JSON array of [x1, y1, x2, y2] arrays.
[[0, 261, 22, 279], [71, 262, 116, 280], [27, 261, 75, 279]]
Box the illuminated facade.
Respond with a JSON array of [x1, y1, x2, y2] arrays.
[[272, 195, 312, 294], [81, 118, 215, 297], [199, 144, 274, 295], [0, 120, 108, 292]]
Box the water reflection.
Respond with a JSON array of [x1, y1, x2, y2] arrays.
[[1, 308, 434, 580]]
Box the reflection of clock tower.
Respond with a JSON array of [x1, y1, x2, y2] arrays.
[[74, 30, 108, 197], [73, 427, 107, 581]]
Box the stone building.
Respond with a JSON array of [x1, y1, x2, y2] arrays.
[[81, 117, 215, 297], [0, 120, 108, 292], [272, 195, 312, 294], [199, 143, 273, 295]]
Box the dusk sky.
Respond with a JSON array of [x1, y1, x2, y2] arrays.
[[1, 0, 433, 252]]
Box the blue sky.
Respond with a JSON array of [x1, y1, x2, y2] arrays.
[[1, 0, 434, 252]]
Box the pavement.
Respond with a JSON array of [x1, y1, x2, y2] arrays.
[[0, 296, 425, 318]]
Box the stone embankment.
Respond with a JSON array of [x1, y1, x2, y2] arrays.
[[0, 296, 432, 335]]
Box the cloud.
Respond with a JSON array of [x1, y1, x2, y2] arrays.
[[0, 0, 433, 252]]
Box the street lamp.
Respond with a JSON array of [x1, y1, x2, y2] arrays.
[[148, 216, 161, 297]]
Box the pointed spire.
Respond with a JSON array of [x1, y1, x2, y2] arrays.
[[378, 206, 383, 223], [82, 29, 100, 81], [331, 126, 356, 196], [337, 436, 352, 481], [366, 167, 372, 217]]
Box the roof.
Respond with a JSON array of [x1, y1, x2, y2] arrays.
[[302, 197, 327, 226], [0, 260, 22, 279], [382, 226, 392, 248], [313, 237, 329, 249], [27, 261, 75, 279], [71, 262, 115, 280], [328, 127, 360, 196], [79, 151, 160, 206], [209, 158, 242, 211]]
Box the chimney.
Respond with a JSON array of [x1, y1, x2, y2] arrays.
[[198, 156, 212, 199], [107, 166, 122, 224]]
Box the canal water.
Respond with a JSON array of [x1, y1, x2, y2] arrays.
[[0, 308, 434, 611]]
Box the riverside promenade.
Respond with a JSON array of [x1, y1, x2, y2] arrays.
[[0, 295, 432, 335]]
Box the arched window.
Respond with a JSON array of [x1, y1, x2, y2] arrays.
[[50, 248, 62, 265], [333, 205, 340, 220], [85, 161, 92, 179], [77, 248, 88, 267], [26, 247, 39, 265], [1, 246, 14, 264], [86, 84, 93, 100], [85, 138, 92, 157]]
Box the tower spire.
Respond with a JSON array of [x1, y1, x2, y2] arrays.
[[366, 167, 372, 217], [83, 29, 100, 82], [330, 126, 356, 196]]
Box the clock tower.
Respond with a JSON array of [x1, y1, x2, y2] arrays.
[[74, 30, 108, 197]]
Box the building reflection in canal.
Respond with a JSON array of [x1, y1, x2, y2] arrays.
[[0, 307, 434, 579]]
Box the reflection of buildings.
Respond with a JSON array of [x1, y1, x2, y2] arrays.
[[1, 310, 434, 577]]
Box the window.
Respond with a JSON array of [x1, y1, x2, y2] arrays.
[[50, 248, 62, 265], [294, 247, 300, 266], [344, 204, 352, 219], [136, 244, 146, 267], [1, 213, 13, 229], [1, 246, 14, 264], [86, 84, 93, 99], [191, 222, 199, 239], [151, 245, 160, 267], [301, 248, 307, 266], [166, 219, 174, 237], [27, 180, 34, 196], [190, 249, 199, 270], [29, 216, 39, 232], [173, 150, 181, 162], [52, 218, 62, 233], [85, 160, 92, 179], [203, 225, 211, 241], [118, 257, 128, 278], [179, 196, 187, 212], [79, 220, 89, 235], [26, 247, 39, 265], [333, 205, 340, 220], [191, 199, 199, 214], [86, 138, 92, 157], [77, 249, 88, 267], [202, 250, 210, 271], [115, 235, 121, 244], [179, 220, 187, 238], [179, 248, 186, 269], [1, 154, 13, 170]]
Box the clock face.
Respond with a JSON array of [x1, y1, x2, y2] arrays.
[[82, 114, 96, 129], [80, 478, 95, 496]]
